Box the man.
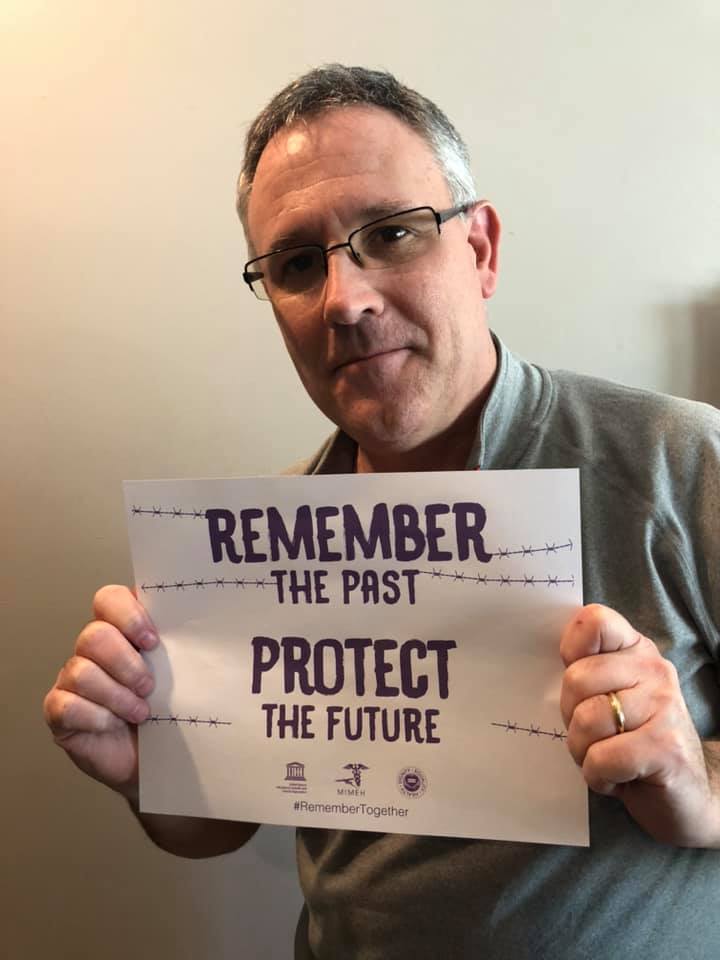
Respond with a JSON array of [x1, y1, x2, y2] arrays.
[[44, 65, 720, 957]]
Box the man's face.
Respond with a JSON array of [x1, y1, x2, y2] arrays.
[[246, 105, 499, 460]]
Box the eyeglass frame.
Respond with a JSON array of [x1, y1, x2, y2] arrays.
[[242, 202, 476, 301]]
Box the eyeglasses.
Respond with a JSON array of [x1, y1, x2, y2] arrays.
[[243, 203, 474, 302]]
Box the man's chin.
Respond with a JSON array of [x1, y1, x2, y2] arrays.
[[335, 405, 430, 454]]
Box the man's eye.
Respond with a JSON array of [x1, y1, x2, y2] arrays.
[[283, 252, 316, 275], [269, 249, 323, 292], [373, 224, 411, 244]]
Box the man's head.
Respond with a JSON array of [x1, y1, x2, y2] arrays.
[[238, 66, 500, 471], [237, 65, 476, 235]]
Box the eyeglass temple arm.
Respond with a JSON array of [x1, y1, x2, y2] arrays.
[[437, 201, 477, 225]]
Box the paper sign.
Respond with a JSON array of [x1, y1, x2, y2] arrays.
[[124, 470, 588, 846]]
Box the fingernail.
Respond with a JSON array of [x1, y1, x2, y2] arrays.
[[139, 629, 159, 650], [135, 674, 154, 698], [132, 700, 151, 724]]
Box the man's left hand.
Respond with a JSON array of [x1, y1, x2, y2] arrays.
[[560, 603, 720, 847]]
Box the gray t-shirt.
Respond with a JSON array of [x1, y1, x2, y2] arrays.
[[289, 335, 720, 959]]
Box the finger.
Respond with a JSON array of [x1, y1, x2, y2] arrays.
[[581, 725, 671, 795], [565, 687, 650, 766], [560, 638, 672, 726], [560, 603, 642, 666], [92, 584, 158, 651], [44, 688, 131, 740], [55, 655, 152, 725], [75, 621, 155, 695]]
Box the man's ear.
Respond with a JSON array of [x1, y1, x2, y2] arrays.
[[466, 201, 501, 299]]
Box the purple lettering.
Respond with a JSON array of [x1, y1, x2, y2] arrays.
[[399, 640, 428, 698], [425, 503, 452, 561], [240, 508, 267, 562], [427, 640, 457, 699], [281, 636, 313, 694], [374, 639, 399, 697], [343, 503, 391, 560], [392, 505, 425, 561], [453, 502, 492, 562], [315, 506, 342, 561], [251, 636, 279, 693], [313, 638, 344, 695], [206, 508, 242, 563], [267, 505, 316, 561], [345, 637, 372, 695]]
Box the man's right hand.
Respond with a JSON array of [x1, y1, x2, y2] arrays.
[[44, 585, 259, 857], [43, 584, 158, 803]]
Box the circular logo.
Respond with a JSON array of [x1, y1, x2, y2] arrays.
[[397, 766, 428, 799]]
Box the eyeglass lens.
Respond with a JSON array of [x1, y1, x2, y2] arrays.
[[250, 207, 440, 300]]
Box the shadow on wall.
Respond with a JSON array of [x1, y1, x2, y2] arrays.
[[693, 285, 720, 408]]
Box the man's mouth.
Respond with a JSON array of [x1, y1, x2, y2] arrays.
[[333, 347, 409, 373]]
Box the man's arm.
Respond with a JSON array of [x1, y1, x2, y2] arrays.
[[560, 603, 720, 848], [43, 585, 259, 859], [129, 800, 259, 859]]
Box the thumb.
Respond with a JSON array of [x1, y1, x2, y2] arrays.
[[560, 603, 642, 666]]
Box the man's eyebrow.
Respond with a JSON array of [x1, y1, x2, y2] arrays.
[[357, 201, 413, 222], [266, 227, 311, 251], [266, 201, 414, 251]]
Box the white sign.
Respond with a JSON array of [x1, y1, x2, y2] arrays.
[[124, 470, 588, 846]]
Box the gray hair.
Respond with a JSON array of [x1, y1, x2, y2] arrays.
[[236, 64, 476, 236]]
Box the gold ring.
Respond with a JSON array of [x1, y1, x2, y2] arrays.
[[607, 691, 626, 735]]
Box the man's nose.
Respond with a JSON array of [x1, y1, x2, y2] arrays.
[[322, 247, 384, 326]]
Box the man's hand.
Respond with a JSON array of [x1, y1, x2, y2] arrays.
[[560, 603, 720, 848], [43, 585, 158, 802], [43, 586, 259, 857]]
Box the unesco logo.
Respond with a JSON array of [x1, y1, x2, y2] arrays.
[[397, 766, 428, 799]]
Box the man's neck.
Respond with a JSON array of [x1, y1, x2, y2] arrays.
[[355, 402, 486, 474]]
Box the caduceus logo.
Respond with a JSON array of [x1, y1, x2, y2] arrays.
[[336, 763, 369, 788]]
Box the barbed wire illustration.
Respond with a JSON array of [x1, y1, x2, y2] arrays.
[[491, 720, 567, 741], [492, 540, 572, 558], [416, 571, 575, 588], [140, 578, 271, 593], [149, 715, 232, 727], [131, 506, 206, 518]]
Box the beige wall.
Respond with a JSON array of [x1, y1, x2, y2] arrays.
[[3, 1, 719, 956]]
